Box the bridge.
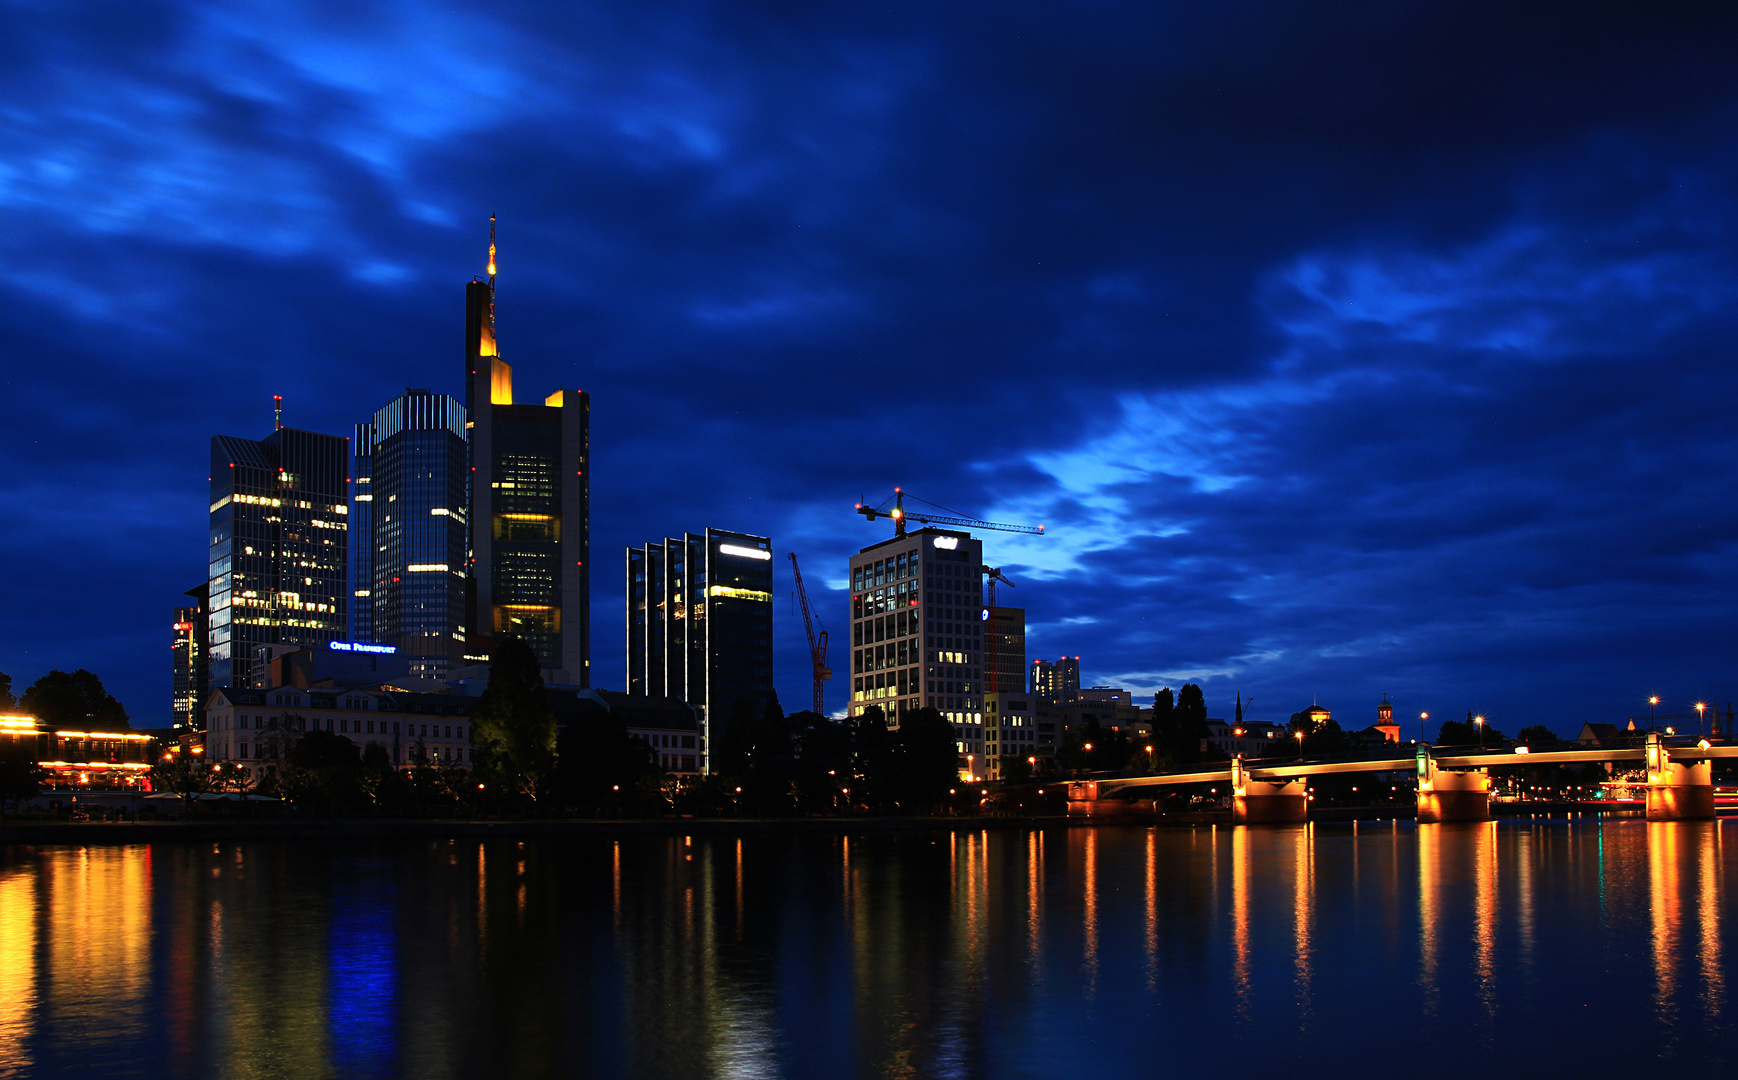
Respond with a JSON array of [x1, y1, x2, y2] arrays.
[[1065, 732, 1738, 823]]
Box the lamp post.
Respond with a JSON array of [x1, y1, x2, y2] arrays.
[[1419, 711, 1428, 744], [1649, 696, 1660, 730], [1474, 715, 1485, 748], [1696, 701, 1708, 738], [1295, 729, 1305, 759]]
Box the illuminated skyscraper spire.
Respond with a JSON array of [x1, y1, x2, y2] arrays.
[[487, 212, 497, 288]]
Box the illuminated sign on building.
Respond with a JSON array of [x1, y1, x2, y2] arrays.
[[718, 543, 771, 561], [329, 641, 398, 655], [932, 536, 959, 550]]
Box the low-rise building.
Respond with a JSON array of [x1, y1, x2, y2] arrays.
[[205, 686, 477, 781], [0, 713, 154, 790], [550, 688, 703, 775]]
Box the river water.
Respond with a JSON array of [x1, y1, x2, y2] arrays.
[[0, 819, 1732, 1078]]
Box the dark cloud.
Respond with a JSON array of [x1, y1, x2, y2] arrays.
[[1, 0, 1735, 733]]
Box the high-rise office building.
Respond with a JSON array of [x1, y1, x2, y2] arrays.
[[464, 220, 591, 683], [984, 606, 1025, 694], [352, 389, 470, 678], [350, 427, 376, 645], [1030, 656, 1080, 703], [172, 583, 208, 738], [627, 529, 774, 772], [848, 528, 986, 764], [207, 421, 350, 690]]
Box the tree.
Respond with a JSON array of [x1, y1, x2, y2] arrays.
[[1435, 717, 1508, 746], [851, 705, 894, 808], [469, 636, 558, 806], [0, 741, 46, 823], [711, 697, 757, 779], [891, 706, 960, 809], [550, 709, 655, 811], [1287, 712, 1354, 756], [0, 671, 15, 710], [1517, 724, 1559, 745], [151, 753, 219, 814], [22, 669, 130, 730], [1157, 683, 1210, 764]]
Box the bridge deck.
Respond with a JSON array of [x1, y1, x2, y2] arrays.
[[1093, 744, 1738, 792]]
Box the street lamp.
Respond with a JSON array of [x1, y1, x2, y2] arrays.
[[1419, 711, 1428, 744], [1295, 729, 1305, 759], [1695, 701, 1708, 737], [1474, 715, 1485, 747]]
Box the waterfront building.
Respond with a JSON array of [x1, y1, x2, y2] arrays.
[[205, 684, 476, 781], [849, 528, 985, 763], [984, 690, 1050, 777], [464, 221, 591, 684], [1205, 717, 1287, 757], [1030, 656, 1080, 703], [626, 529, 773, 772], [172, 583, 209, 741], [206, 419, 350, 691], [353, 389, 470, 679], [0, 714, 153, 791], [984, 606, 1026, 694]]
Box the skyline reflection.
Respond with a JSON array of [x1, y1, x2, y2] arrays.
[[0, 821, 1733, 1078]]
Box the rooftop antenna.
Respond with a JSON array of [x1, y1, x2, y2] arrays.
[[486, 212, 497, 327], [273, 394, 283, 431]]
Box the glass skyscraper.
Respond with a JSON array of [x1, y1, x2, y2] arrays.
[[172, 583, 208, 738], [464, 224, 591, 684], [353, 389, 470, 678], [206, 424, 350, 690], [627, 528, 774, 772]]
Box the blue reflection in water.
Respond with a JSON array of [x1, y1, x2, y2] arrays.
[[327, 867, 398, 1077]]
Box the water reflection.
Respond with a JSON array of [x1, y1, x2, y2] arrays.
[[1, 821, 1735, 1078]]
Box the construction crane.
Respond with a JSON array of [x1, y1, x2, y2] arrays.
[[788, 553, 831, 715], [982, 566, 1015, 694], [855, 488, 1044, 538]]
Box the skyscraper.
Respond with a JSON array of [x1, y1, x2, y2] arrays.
[[172, 583, 208, 738], [627, 528, 774, 772], [984, 605, 1025, 694], [848, 528, 986, 762], [353, 389, 470, 678], [207, 420, 349, 690], [1030, 656, 1080, 703], [464, 219, 591, 683]]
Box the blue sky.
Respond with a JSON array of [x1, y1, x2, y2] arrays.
[[3, 0, 1737, 736]]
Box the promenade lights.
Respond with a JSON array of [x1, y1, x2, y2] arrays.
[[1474, 715, 1485, 747], [1295, 729, 1305, 758], [1650, 696, 1660, 727], [1420, 711, 1429, 743], [1696, 702, 1708, 736]]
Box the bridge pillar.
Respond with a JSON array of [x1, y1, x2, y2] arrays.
[[1231, 758, 1307, 823], [1416, 746, 1489, 822], [1646, 733, 1715, 821]]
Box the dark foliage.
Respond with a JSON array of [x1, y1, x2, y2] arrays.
[[22, 669, 129, 730]]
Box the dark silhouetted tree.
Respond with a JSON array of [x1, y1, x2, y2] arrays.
[[0, 671, 14, 710], [470, 636, 558, 805], [23, 669, 129, 730], [892, 706, 960, 808], [1516, 724, 1558, 745]]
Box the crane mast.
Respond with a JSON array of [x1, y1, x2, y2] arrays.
[[982, 566, 1015, 694], [789, 553, 831, 715]]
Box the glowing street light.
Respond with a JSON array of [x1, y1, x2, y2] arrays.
[[1419, 711, 1429, 744], [1295, 729, 1305, 758], [1696, 701, 1708, 737], [1474, 715, 1485, 747]]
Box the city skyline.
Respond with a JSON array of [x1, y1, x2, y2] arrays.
[[4, 3, 1738, 732]]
